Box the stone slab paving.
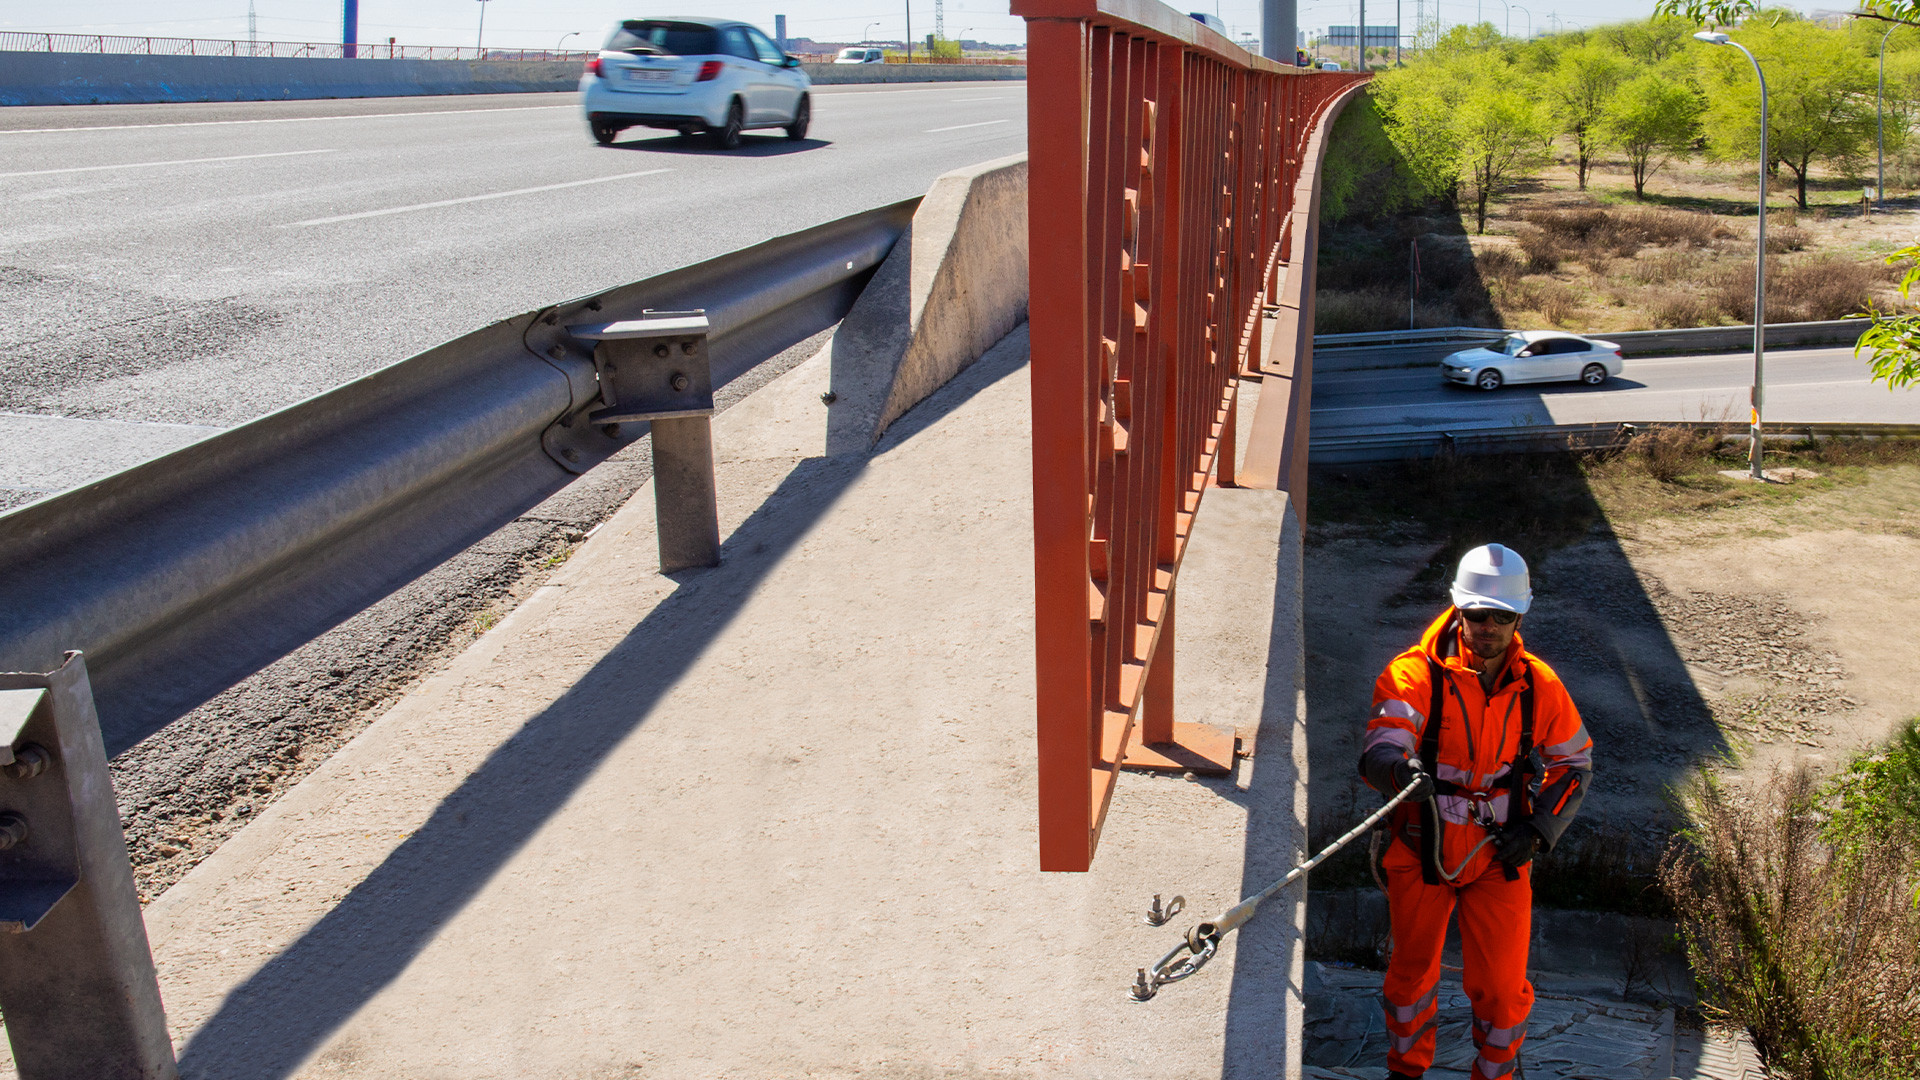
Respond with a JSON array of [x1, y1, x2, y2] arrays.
[[1303, 961, 1766, 1079]]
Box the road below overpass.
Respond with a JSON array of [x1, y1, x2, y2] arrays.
[[1311, 345, 1917, 437], [0, 86, 1027, 507]]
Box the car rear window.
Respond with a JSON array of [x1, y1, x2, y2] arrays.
[[607, 20, 720, 56]]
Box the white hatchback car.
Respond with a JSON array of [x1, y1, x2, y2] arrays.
[[1440, 331, 1624, 391], [581, 17, 811, 149], [834, 47, 884, 63]]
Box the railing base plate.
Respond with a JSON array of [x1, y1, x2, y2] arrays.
[[1120, 722, 1236, 776]]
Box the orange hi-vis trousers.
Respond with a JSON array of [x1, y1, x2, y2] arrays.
[[1380, 841, 1534, 1078]]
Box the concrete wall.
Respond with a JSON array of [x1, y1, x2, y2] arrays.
[[0, 51, 581, 105], [801, 63, 1024, 84], [825, 153, 1029, 452]]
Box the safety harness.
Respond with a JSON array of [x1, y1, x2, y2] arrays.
[[1405, 633, 1539, 885]]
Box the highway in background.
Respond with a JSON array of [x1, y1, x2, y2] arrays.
[[0, 85, 1027, 507], [1311, 345, 1917, 437]]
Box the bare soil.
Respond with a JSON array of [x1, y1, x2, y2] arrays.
[[1304, 460, 1920, 912]]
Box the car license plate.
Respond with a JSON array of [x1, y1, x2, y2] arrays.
[[625, 68, 672, 82]]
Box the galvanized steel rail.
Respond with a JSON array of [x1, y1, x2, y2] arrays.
[[0, 201, 915, 756], [1017, 0, 1364, 870]]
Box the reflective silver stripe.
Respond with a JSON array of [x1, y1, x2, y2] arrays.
[[1437, 762, 1473, 783], [1388, 1018, 1437, 1055], [1381, 985, 1438, 1025], [1543, 723, 1591, 758], [1547, 746, 1593, 771], [1373, 699, 1425, 724], [1478, 1018, 1526, 1048], [1366, 726, 1418, 754], [1474, 1052, 1520, 1078]]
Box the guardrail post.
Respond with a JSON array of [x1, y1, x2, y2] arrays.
[[0, 653, 178, 1080], [566, 312, 722, 572]]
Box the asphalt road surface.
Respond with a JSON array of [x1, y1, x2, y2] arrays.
[[1312, 345, 1918, 436], [0, 86, 1027, 507], [0, 85, 1026, 900]]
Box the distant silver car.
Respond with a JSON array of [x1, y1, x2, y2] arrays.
[[1440, 331, 1624, 391], [834, 46, 884, 63]]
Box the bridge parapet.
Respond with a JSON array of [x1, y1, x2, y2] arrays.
[[1014, 0, 1364, 870]]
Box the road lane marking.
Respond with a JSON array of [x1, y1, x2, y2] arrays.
[[285, 169, 673, 227], [0, 104, 572, 136], [0, 148, 336, 179], [926, 119, 1011, 132], [948, 96, 1015, 102], [1310, 379, 1883, 414]]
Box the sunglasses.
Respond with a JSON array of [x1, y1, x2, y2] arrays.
[[1460, 608, 1520, 626]]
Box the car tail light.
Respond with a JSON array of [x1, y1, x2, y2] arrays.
[[1614, 350, 1623, 357], [697, 60, 724, 81], [585, 57, 603, 77]]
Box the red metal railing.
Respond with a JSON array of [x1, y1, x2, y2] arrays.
[[1016, 0, 1365, 871], [0, 32, 588, 62]]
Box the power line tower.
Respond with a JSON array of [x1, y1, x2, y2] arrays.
[[248, 0, 258, 53], [935, 0, 944, 42]]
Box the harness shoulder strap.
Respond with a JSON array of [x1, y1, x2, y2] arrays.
[[1417, 656, 1446, 886]]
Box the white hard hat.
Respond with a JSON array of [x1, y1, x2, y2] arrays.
[[1450, 543, 1532, 614]]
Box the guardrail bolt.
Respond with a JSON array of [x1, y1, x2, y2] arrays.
[[653, 343, 670, 359], [561, 447, 580, 463], [547, 344, 566, 359], [3, 744, 50, 780], [601, 423, 621, 438], [0, 813, 26, 850], [670, 373, 690, 392], [681, 340, 698, 355]]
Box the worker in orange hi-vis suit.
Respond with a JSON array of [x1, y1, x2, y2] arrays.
[[1358, 544, 1593, 1080]]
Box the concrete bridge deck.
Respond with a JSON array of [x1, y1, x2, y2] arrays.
[[62, 328, 1308, 1079]]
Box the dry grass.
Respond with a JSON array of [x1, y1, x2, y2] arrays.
[[1660, 766, 1920, 1079], [1316, 286, 1404, 334]]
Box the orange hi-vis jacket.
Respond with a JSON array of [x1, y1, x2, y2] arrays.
[[1361, 607, 1593, 882]]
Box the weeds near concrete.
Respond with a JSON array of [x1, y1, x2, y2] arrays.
[[1659, 740, 1920, 1080]]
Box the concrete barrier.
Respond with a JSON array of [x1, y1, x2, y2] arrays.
[[0, 51, 580, 105], [801, 63, 1024, 84], [824, 153, 1029, 451]]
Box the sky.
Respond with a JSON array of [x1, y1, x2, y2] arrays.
[[0, 0, 1839, 52]]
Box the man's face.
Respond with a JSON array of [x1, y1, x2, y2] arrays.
[[1460, 608, 1520, 661]]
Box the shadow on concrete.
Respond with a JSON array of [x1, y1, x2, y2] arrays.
[[605, 134, 830, 156], [173, 339, 1027, 1079]]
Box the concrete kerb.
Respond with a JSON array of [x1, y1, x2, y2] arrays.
[[824, 152, 1030, 452]]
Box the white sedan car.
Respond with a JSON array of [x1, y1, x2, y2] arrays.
[[581, 17, 810, 149], [1440, 331, 1624, 391]]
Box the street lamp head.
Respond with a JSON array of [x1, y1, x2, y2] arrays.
[[1694, 30, 1731, 45]]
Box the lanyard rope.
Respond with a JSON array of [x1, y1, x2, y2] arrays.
[[1129, 782, 1423, 1002]]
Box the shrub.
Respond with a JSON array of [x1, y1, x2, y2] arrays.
[[1477, 245, 1526, 282], [1767, 225, 1811, 253], [1647, 291, 1718, 329], [1661, 758, 1920, 1080], [1769, 256, 1885, 322], [1534, 281, 1578, 326], [1628, 207, 1720, 247], [1626, 423, 1712, 481], [1627, 249, 1706, 286], [1515, 225, 1562, 273], [1316, 286, 1404, 334]]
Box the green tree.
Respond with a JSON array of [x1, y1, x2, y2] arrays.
[[1371, 59, 1472, 208], [1854, 242, 1920, 387], [1457, 81, 1551, 233], [1598, 71, 1701, 198], [1695, 17, 1877, 209], [1543, 43, 1628, 189]]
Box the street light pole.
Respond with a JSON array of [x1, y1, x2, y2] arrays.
[[1514, 4, 1531, 38], [864, 21, 880, 43], [475, 0, 489, 53], [1696, 29, 1770, 480], [557, 31, 579, 52], [1880, 23, 1896, 208]]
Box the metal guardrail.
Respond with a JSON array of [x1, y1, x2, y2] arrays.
[[0, 32, 590, 62], [1017, 0, 1365, 871], [1309, 420, 1920, 465], [0, 200, 915, 758], [1313, 319, 1867, 361]]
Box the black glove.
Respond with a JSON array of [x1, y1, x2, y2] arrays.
[[1391, 757, 1434, 801], [1495, 823, 1542, 869]]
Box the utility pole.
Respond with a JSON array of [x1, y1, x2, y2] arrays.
[[906, 0, 912, 61], [249, 0, 257, 54], [1262, 0, 1296, 63], [1359, 0, 1365, 69], [935, 0, 944, 43]]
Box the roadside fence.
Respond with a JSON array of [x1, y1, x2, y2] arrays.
[[1017, 0, 1366, 871]]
